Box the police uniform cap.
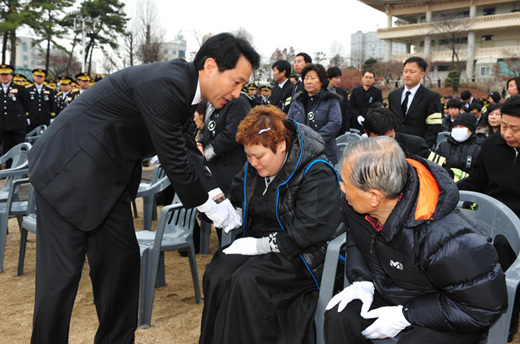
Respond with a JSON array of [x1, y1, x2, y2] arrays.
[[13, 73, 27, 83], [0, 64, 15, 74], [75, 72, 90, 82], [248, 83, 258, 90], [260, 85, 272, 91], [59, 76, 73, 84], [45, 80, 56, 87], [32, 68, 47, 77]]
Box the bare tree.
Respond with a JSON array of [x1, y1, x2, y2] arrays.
[[373, 60, 402, 88], [328, 42, 347, 68], [136, 0, 165, 64], [314, 51, 327, 65], [430, 13, 473, 70], [47, 49, 81, 79], [123, 17, 138, 67], [350, 49, 365, 69]]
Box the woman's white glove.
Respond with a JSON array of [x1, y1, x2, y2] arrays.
[[326, 281, 374, 317], [223, 237, 259, 255], [361, 305, 411, 340]]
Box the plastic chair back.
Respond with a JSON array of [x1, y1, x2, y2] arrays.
[[25, 125, 47, 144]]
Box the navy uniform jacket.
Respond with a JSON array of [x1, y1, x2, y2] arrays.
[[0, 82, 30, 131], [55, 89, 79, 116], [26, 83, 57, 125], [28, 59, 217, 231], [388, 85, 443, 147]]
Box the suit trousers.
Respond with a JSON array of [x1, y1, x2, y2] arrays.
[[0, 128, 26, 163], [31, 190, 140, 344], [324, 298, 486, 344]]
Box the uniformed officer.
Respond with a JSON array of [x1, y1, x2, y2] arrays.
[[13, 73, 28, 86], [75, 72, 91, 94], [247, 83, 261, 106], [0, 64, 30, 158], [26, 68, 57, 132], [45, 79, 57, 91], [55, 76, 78, 116], [260, 84, 272, 105]]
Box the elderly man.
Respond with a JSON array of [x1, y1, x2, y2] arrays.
[[325, 137, 506, 343]]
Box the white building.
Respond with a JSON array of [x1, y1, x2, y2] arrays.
[[14, 36, 45, 76], [351, 30, 407, 61]]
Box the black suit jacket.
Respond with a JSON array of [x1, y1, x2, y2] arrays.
[[29, 59, 217, 231], [395, 132, 431, 159], [388, 85, 442, 147], [271, 79, 293, 113]]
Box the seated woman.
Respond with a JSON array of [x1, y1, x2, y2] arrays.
[[287, 63, 342, 164], [476, 103, 501, 137], [199, 105, 342, 344]]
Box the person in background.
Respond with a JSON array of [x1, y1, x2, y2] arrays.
[[363, 107, 431, 159], [507, 77, 520, 97], [75, 72, 91, 95], [442, 98, 463, 132], [55, 76, 79, 117], [348, 71, 382, 131], [430, 113, 483, 181], [488, 91, 501, 105], [271, 59, 293, 113], [388, 56, 442, 147], [292, 52, 312, 97], [259, 84, 271, 105], [200, 105, 341, 344], [327, 66, 351, 135], [325, 136, 506, 343], [26, 68, 56, 132], [287, 63, 342, 164], [478, 103, 502, 137]]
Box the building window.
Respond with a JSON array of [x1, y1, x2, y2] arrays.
[[483, 8, 495, 16], [23, 43, 28, 52], [482, 35, 494, 41], [23, 55, 28, 61], [179, 50, 185, 59], [480, 66, 491, 76]]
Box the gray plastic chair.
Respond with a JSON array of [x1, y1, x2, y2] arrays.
[[136, 199, 201, 329], [25, 124, 47, 144], [0, 142, 31, 202], [336, 132, 362, 145], [0, 177, 30, 272], [432, 131, 450, 151], [316, 191, 520, 344], [135, 164, 171, 230], [17, 184, 36, 275]]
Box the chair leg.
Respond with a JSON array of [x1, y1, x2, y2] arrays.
[[199, 220, 211, 255], [17, 228, 28, 276], [138, 248, 151, 329], [187, 243, 202, 304], [151, 197, 158, 221], [0, 213, 8, 273], [142, 196, 153, 231], [155, 251, 166, 288]]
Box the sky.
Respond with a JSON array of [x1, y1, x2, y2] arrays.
[[122, 0, 390, 63]]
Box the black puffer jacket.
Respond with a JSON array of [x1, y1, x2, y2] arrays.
[[344, 156, 507, 332], [230, 120, 342, 273], [435, 133, 483, 176]]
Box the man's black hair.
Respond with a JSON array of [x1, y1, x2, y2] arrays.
[[296, 52, 312, 64], [501, 94, 520, 118], [446, 98, 462, 109], [364, 108, 397, 136], [403, 56, 428, 72], [364, 70, 376, 78], [272, 60, 292, 79], [194, 32, 260, 71], [468, 102, 482, 112], [327, 67, 342, 79], [460, 90, 472, 101]]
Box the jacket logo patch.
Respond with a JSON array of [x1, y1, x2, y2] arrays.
[[9, 89, 18, 93], [390, 260, 403, 270]]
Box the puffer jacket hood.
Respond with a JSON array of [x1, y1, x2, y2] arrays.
[[382, 156, 459, 242]]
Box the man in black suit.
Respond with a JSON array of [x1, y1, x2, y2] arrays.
[[28, 33, 260, 343], [271, 59, 293, 113], [388, 56, 442, 147], [363, 107, 431, 159], [348, 70, 382, 131], [0, 64, 30, 157], [327, 66, 351, 135], [292, 52, 312, 97]]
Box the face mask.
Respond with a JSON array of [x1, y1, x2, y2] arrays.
[[451, 127, 470, 142]]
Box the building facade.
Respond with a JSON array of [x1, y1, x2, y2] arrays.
[[14, 36, 45, 77], [360, 0, 520, 82], [351, 30, 407, 62]]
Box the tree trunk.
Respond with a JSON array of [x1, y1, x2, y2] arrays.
[[9, 30, 16, 66], [66, 32, 79, 74], [1, 32, 8, 64]]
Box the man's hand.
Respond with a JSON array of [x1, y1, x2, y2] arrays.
[[223, 237, 259, 255], [361, 305, 411, 340], [326, 281, 374, 316], [197, 197, 241, 231]]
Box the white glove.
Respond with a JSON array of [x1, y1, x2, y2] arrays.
[[150, 155, 159, 164], [223, 237, 259, 255], [326, 281, 374, 316], [50, 118, 54, 124], [27, 118, 31, 125], [357, 115, 365, 126], [361, 305, 411, 340], [203, 144, 216, 161]]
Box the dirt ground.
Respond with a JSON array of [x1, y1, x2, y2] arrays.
[[0, 196, 216, 344], [1, 197, 520, 343]]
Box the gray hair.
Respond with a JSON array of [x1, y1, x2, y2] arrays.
[[343, 136, 408, 198]]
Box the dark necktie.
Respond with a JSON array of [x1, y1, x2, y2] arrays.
[[402, 91, 411, 115]]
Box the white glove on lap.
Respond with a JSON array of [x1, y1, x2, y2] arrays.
[[223, 237, 259, 255], [357, 115, 365, 126], [326, 281, 374, 316], [361, 305, 411, 340]]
